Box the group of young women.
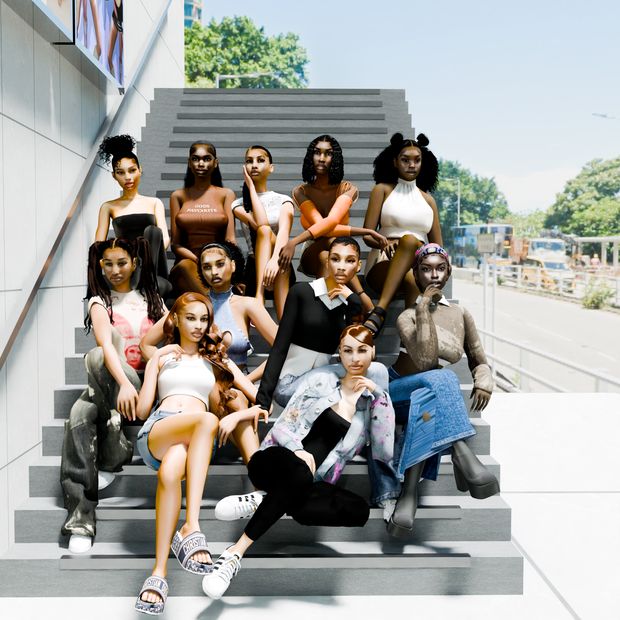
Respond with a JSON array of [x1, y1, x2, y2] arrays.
[[59, 130, 499, 614]]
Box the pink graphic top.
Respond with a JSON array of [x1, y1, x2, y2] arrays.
[[88, 290, 155, 371]]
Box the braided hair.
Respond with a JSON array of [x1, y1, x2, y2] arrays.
[[373, 132, 438, 192], [301, 135, 344, 185], [98, 134, 140, 169], [84, 237, 164, 332], [162, 292, 235, 416], [184, 141, 223, 188]]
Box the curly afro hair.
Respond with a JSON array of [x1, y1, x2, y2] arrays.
[[373, 132, 438, 192]]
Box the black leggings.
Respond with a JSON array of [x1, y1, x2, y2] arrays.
[[244, 446, 369, 541]]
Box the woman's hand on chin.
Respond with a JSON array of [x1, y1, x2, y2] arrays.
[[350, 376, 376, 394], [421, 285, 443, 304], [327, 283, 353, 300]]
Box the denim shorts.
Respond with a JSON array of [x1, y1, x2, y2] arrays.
[[136, 409, 180, 471]]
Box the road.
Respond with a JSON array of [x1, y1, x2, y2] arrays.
[[452, 278, 620, 392]]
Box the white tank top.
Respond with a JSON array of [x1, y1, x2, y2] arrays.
[[379, 178, 434, 240], [157, 355, 215, 407], [366, 178, 434, 274]]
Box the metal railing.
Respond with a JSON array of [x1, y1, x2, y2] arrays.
[[495, 263, 620, 306], [0, 0, 174, 370], [479, 328, 620, 393]]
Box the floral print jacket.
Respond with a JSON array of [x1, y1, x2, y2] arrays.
[[261, 363, 395, 484]]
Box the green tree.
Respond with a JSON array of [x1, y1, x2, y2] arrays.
[[502, 209, 546, 237], [434, 159, 510, 249], [544, 156, 620, 237], [185, 17, 309, 88]]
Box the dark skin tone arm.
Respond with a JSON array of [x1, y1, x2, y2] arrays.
[[169, 190, 197, 262], [279, 185, 387, 271], [364, 184, 443, 258]]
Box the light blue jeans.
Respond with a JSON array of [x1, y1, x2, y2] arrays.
[[136, 409, 181, 471]]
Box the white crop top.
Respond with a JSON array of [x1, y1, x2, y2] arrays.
[[157, 355, 215, 407], [379, 178, 434, 241], [232, 191, 293, 256]]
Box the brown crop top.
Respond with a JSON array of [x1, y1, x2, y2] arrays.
[[173, 198, 229, 256]]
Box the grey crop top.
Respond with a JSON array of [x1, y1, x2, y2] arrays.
[[157, 355, 215, 407]]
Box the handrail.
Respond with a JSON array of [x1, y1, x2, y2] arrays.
[[479, 328, 620, 391], [0, 0, 174, 370]]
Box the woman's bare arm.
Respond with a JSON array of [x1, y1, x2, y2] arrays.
[[169, 190, 196, 261], [153, 198, 171, 249], [363, 184, 389, 248], [423, 192, 443, 246], [90, 303, 139, 419], [222, 188, 237, 243], [139, 313, 168, 361], [94, 202, 112, 242]]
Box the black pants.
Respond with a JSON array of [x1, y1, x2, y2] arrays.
[[142, 225, 172, 297], [244, 446, 369, 541]]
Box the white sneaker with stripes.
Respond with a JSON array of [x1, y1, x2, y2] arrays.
[[202, 549, 242, 599], [214, 491, 266, 521]]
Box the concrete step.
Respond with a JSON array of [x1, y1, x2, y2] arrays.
[[182, 87, 383, 96], [0, 540, 523, 596], [178, 100, 384, 109], [172, 124, 388, 134], [168, 139, 389, 149], [176, 111, 386, 121], [14, 494, 511, 545], [29, 455, 501, 500]]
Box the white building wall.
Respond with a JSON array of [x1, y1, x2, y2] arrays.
[[0, 0, 184, 553]]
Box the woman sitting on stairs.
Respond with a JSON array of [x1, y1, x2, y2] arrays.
[[373, 243, 499, 537], [277, 134, 388, 313], [134, 292, 268, 615], [60, 238, 165, 555], [94, 134, 172, 297], [363, 133, 443, 336], [202, 324, 394, 600]]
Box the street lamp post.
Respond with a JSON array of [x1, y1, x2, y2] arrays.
[[215, 72, 281, 88]]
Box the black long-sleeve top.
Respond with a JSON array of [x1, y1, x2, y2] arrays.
[[256, 282, 362, 410]]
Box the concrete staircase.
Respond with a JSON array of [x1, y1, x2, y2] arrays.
[[0, 88, 522, 597]]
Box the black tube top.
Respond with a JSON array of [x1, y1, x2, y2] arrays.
[[112, 213, 157, 240], [301, 407, 350, 468]]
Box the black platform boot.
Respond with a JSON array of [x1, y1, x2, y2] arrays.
[[387, 460, 425, 538], [451, 440, 500, 499]]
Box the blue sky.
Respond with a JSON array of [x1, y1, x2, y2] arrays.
[[203, 1, 620, 213]]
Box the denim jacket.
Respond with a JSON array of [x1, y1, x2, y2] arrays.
[[261, 363, 395, 484]]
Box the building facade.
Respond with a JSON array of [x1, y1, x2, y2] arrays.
[[184, 0, 202, 27]]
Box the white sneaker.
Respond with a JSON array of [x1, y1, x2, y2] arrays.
[[214, 491, 265, 521], [202, 549, 242, 599], [68, 534, 93, 554], [98, 470, 116, 490]]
